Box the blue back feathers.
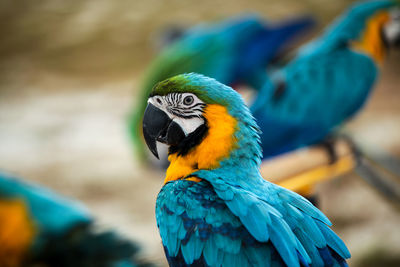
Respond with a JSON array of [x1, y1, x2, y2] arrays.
[[250, 0, 395, 158]]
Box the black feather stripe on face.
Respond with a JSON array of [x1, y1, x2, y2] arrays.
[[163, 92, 206, 119], [169, 122, 209, 156]]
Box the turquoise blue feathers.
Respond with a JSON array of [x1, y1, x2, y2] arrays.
[[250, 0, 397, 158], [157, 180, 349, 267], [0, 172, 151, 267]]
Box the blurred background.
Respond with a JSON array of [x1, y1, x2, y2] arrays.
[[0, 0, 399, 266]]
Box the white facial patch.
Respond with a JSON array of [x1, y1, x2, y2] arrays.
[[172, 116, 204, 135], [383, 8, 400, 44], [148, 93, 206, 135]]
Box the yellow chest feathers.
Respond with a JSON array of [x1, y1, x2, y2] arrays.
[[352, 11, 390, 64], [165, 104, 237, 183]]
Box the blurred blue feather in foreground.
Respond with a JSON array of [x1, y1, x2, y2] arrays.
[[0, 172, 152, 267]]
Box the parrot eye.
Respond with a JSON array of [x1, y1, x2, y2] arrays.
[[183, 95, 194, 106], [155, 97, 162, 105]]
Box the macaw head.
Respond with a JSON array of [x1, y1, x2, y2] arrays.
[[142, 73, 261, 182], [350, 1, 400, 63], [382, 7, 400, 47]]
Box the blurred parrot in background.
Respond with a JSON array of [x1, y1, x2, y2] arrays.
[[251, 0, 400, 160], [142, 73, 350, 267], [249, 0, 400, 201], [0, 172, 152, 267], [130, 14, 315, 163]]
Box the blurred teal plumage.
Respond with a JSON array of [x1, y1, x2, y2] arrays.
[[0, 172, 151, 267], [153, 73, 350, 266], [250, 0, 397, 158], [130, 14, 315, 161]]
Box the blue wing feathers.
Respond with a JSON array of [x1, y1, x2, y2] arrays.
[[182, 234, 205, 264], [295, 238, 311, 265], [157, 180, 349, 266], [296, 215, 326, 248], [244, 245, 270, 266], [293, 228, 325, 267], [278, 187, 331, 225], [226, 194, 271, 242], [330, 249, 349, 267], [203, 238, 221, 266], [318, 247, 335, 267], [315, 221, 351, 259], [164, 246, 208, 267], [269, 215, 301, 267]]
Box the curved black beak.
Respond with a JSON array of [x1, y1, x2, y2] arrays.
[[142, 103, 185, 159]]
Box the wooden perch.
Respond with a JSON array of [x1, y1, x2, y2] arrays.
[[260, 139, 357, 193]]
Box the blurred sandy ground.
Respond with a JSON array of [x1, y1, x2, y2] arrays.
[[0, 0, 399, 266]]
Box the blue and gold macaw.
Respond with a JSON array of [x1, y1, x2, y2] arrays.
[[142, 73, 350, 266], [0, 172, 150, 267], [130, 14, 315, 161], [251, 0, 400, 160]]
